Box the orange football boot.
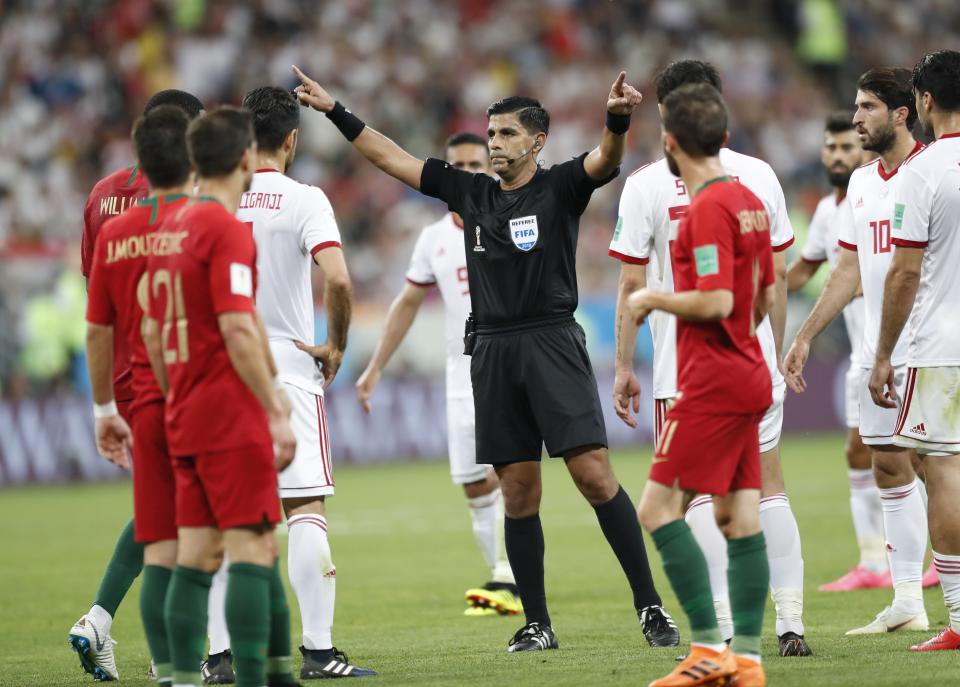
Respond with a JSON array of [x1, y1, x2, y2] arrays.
[[731, 655, 766, 687], [649, 645, 736, 687]]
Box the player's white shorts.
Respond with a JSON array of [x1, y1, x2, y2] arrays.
[[845, 364, 864, 429], [654, 380, 784, 453], [279, 382, 335, 499], [857, 364, 906, 447], [447, 396, 490, 485], [894, 367, 960, 456]]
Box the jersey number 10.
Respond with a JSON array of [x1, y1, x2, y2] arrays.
[[870, 220, 891, 254]]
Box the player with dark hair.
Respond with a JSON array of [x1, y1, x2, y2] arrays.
[[292, 64, 680, 652], [784, 66, 930, 635], [628, 82, 775, 687], [237, 85, 375, 679], [143, 106, 300, 687], [84, 105, 193, 685], [785, 111, 886, 591], [70, 88, 205, 682], [869, 49, 960, 652], [610, 58, 810, 656], [356, 132, 521, 617]]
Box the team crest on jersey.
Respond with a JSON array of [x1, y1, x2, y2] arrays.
[[509, 215, 539, 251]]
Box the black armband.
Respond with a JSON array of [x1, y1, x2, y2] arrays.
[[326, 101, 366, 141], [605, 111, 631, 135]]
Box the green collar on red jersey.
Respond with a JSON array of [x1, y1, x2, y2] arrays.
[[125, 166, 139, 187], [138, 193, 188, 224], [696, 175, 731, 194]]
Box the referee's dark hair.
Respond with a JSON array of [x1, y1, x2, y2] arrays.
[[912, 50, 960, 111], [662, 83, 728, 158], [486, 96, 550, 135], [132, 105, 191, 189], [242, 86, 301, 151], [187, 106, 255, 178], [445, 132, 486, 149], [857, 67, 918, 129], [825, 110, 856, 134], [144, 89, 204, 119], [654, 60, 723, 103]]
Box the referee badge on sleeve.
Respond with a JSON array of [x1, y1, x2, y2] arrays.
[[509, 215, 539, 252]]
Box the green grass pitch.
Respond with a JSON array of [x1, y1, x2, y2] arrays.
[[1, 433, 957, 686]]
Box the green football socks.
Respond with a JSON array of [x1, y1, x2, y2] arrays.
[[164, 565, 212, 686], [267, 560, 297, 684], [652, 519, 723, 645], [93, 518, 144, 617], [728, 533, 770, 657], [227, 562, 272, 687], [140, 565, 173, 684]]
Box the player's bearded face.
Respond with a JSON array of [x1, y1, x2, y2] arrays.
[[663, 141, 680, 177], [915, 91, 934, 137], [821, 131, 862, 187]]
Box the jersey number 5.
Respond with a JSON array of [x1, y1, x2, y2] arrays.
[[152, 269, 190, 364]]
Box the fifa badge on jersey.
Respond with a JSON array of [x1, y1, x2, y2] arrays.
[[613, 216, 624, 240], [694, 244, 719, 277], [473, 226, 486, 253], [230, 262, 253, 297], [509, 215, 539, 252], [894, 203, 905, 229]]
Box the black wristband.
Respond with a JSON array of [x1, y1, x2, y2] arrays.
[[606, 111, 631, 135], [325, 101, 366, 141]]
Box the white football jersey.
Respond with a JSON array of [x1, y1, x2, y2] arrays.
[[801, 191, 866, 367], [891, 134, 960, 366], [608, 148, 795, 399], [406, 213, 472, 399], [837, 144, 922, 368], [238, 169, 342, 394]]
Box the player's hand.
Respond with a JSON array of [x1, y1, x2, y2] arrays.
[[295, 340, 343, 388], [613, 369, 642, 428], [625, 288, 654, 325], [607, 71, 643, 116], [783, 338, 810, 394], [292, 65, 336, 113], [355, 366, 380, 414], [269, 411, 297, 472], [95, 415, 133, 470], [869, 358, 898, 409]]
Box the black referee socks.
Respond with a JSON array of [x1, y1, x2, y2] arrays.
[[504, 514, 551, 627]]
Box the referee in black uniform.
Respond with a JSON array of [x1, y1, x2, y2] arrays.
[[292, 65, 679, 653]]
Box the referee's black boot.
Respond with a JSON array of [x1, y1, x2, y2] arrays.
[[639, 605, 681, 647], [507, 622, 559, 652]]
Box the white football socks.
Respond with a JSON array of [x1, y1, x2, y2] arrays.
[[207, 554, 230, 655], [288, 513, 336, 650], [760, 493, 805, 637], [469, 488, 514, 584], [847, 469, 887, 573], [879, 479, 927, 615], [933, 552, 960, 633], [685, 496, 733, 641]]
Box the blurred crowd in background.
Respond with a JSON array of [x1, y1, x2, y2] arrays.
[[1, 0, 959, 399]]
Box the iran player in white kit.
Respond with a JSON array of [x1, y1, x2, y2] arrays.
[[870, 50, 960, 652], [785, 68, 933, 637], [356, 134, 520, 616], [785, 112, 889, 591], [236, 87, 375, 679], [609, 60, 810, 656]]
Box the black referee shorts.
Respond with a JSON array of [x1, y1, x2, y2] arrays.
[[470, 315, 608, 464]]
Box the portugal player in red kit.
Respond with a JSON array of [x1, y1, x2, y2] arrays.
[[70, 89, 203, 683], [144, 107, 299, 687], [85, 105, 192, 685], [629, 84, 775, 687]]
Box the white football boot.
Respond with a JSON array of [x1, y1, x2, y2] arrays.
[[846, 604, 929, 634], [68, 614, 119, 681]]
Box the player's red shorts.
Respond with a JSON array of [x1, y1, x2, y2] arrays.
[[118, 399, 133, 425], [131, 401, 176, 543], [649, 410, 764, 496], [173, 443, 280, 530]]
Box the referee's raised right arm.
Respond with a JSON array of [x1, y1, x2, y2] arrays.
[[292, 65, 425, 190]]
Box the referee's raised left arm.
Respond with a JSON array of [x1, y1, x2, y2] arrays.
[[583, 71, 643, 180], [292, 65, 425, 191]]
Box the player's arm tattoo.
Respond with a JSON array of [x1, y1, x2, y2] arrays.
[[875, 246, 922, 361], [615, 263, 646, 370]]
